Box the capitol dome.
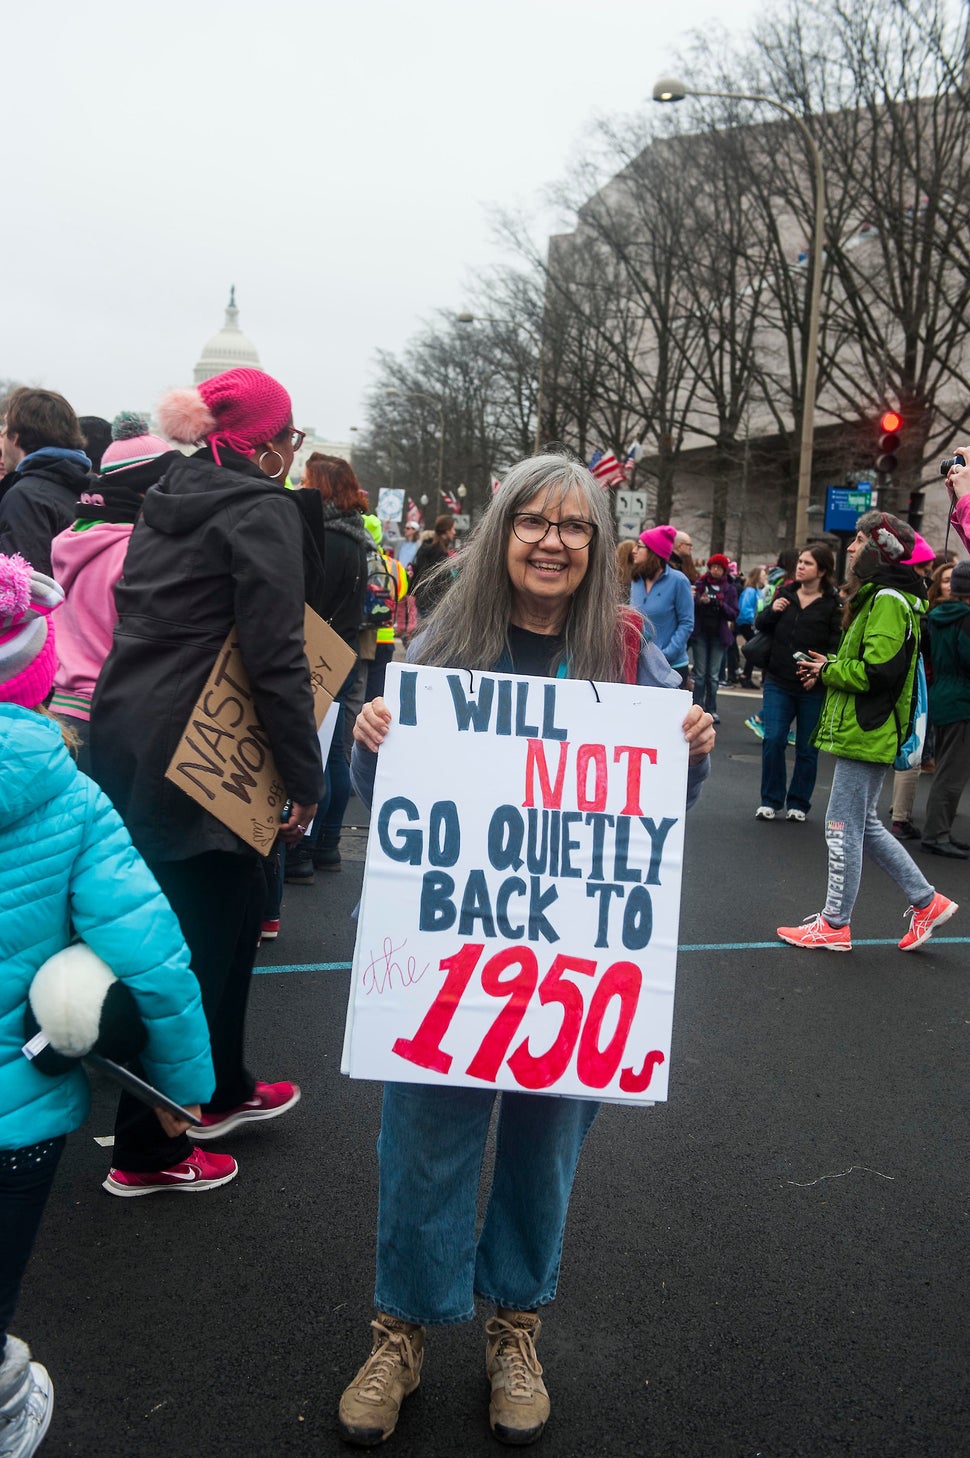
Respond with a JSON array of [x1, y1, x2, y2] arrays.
[[193, 286, 261, 382]]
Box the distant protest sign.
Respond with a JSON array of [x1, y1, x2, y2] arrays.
[[342, 663, 690, 1104], [165, 607, 355, 856]]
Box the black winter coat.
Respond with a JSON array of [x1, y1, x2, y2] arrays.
[[90, 447, 324, 862], [291, 490, 366, 649], [755, 582, 843, 692], [0, 456, 91, 576]]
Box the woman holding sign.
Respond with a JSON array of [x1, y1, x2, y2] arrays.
[[339, 454, 714, 1447]]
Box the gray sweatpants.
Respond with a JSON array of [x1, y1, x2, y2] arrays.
[[823, 757, 934, 927]]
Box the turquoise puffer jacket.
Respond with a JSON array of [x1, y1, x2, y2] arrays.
[[813, 576, 926, 765], [0, 705, 214, 1150]]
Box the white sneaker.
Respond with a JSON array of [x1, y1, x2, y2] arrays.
[[0, 1340, 53, 1458], [786, 808, 807, 822], [755, 806, 776, 820]]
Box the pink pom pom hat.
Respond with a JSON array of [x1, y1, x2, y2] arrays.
[[0, 554, 65, 709], [156, 368, 292, 465]]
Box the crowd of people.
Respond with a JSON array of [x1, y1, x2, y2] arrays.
[[0, 371, 967, 1454]]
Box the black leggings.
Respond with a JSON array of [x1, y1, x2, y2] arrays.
[[112, 852, 263, 1171], [0, 1137, 65, 1358]]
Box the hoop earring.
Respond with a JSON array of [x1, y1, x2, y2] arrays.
[[258, 448, 285, 479]]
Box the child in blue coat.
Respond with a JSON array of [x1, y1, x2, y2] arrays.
[[0, 552, 218, 1456]]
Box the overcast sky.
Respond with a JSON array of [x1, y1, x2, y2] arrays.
[[5, 0, 764, 441]]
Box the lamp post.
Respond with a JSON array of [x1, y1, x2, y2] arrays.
[[457, 312, 544, 454], [385, 388, 445, 495], [653, 77, 826, 548]]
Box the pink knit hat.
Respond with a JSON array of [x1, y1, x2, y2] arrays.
[[156, 368, 292, 464], [900, 531, 934, 566], [0, 554, 64, 709], [100, 412, 172, 474], [638, 524, 677, 561]]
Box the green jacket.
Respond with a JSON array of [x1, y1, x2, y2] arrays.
[[814, 577, 926, 765], [926, 600, 970, 726]]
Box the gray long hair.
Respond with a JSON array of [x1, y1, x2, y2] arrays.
[[412, 453, 623, 679]]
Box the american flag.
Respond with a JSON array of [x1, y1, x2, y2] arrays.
[[441, 490, 462, 513], [587, 449, 627, 489], [405, 497, 423, 526]]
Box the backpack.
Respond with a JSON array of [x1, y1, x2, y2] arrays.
[[872, 589, 928, 771], [361, 546, 398, 629]]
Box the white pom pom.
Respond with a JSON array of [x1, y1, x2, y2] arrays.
[[29, 945, 116, 1057]]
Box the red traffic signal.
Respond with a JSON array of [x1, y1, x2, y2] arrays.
[[876, 409, 902, 475]]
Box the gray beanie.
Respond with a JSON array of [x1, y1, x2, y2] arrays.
[[949, 560, 970, 597]]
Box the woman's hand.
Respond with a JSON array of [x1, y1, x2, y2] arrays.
[[796, 650, 828, 688], [946, 448, 970, 503], [354, 697, 393, 752], [279, 802, 318, 846], [681, 704, 715, 763], [771, 595, 790, 613], [155, 1103, 201, 1138]]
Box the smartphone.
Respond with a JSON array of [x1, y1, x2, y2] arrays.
[[792, 651, 813, 663]]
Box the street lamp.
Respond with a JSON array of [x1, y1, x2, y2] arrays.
[[457, 312, 544, 454], [653, 76, 826, 548], [385, 388, 445, 495]]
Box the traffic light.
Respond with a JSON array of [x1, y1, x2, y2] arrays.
[[907, 488, 925, 532], [876, 409, 902, 477]]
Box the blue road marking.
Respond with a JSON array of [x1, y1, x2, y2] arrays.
[[255, 936, 970, 974]]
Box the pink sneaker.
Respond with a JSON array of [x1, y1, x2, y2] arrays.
[[190, 1081, 301, 1139], [777, 913, 852, 951], [898, 892, 958, 951], [261, 918, 280, 940], [103, 1147, 238, 1197]]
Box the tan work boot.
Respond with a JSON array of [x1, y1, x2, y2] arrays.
[[338, 1314, 424, 1447], [485, 1309, 550, 1446]]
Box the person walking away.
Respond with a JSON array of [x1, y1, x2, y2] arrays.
[[753, 545, 841, 822], [284, 453, 369, 886], [919, 558, 970, 857], [888, 534, 940, 839], [0, 553, 215, 1453], [89, 368, 322, 1193], [629, 525, 694, 687], [0, 389, 92, 578], [410, 514, 455, 618], [691, 554, 738, 722], [49, 414, 179, 774], [338, 455, 715, 1449], [777, 512, 958, 952], [736, 565, 766, 688]]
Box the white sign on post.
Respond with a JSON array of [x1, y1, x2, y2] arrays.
[[615, 491, 647, 518], [616, 515, 642, 540], [342, 663, 690, 1105]]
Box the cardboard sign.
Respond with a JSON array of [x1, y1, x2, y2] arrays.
[[342, 663, 690, 1104], [165, 607, 355, 855]]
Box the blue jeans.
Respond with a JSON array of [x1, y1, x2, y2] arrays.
[[760, 680, 824, 813], [692, 635, 725, 714], [374, 1082, 600, 1325]]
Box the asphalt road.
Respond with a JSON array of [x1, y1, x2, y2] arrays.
[[18, 691, 970, 1457]]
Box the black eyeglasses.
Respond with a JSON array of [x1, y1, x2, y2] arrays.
[[511, 513, 597, 549], [290, 428, 306, 451]]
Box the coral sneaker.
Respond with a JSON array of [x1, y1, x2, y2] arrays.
[[190, 1081, 301, 1139], [103, 1147, 237, 1197], [898, 892, 958, 952], [260, 918, 280, 940], [777, 913, 852, 951]]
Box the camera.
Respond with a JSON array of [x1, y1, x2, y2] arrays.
[[940, 453, 966, 476]]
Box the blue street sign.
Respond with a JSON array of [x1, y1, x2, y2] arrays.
[[825, 484, 872, 534]]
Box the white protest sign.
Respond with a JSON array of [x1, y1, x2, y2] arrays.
[[342, 663, 690, 1104], [377, 488, 406, 522]]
